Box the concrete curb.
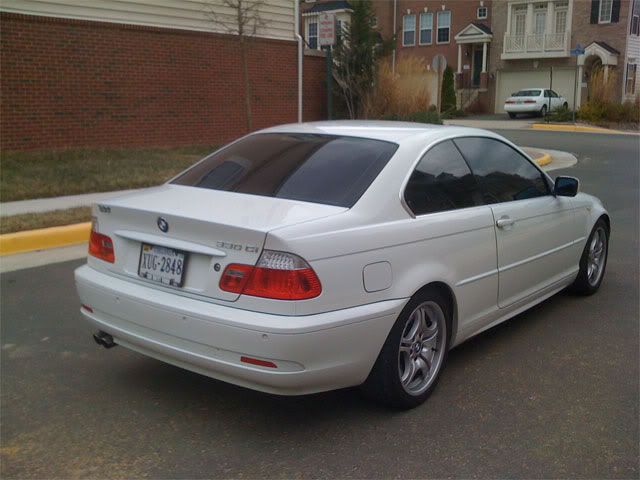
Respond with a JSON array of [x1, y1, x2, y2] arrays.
[[531, 123, 625, 134], [0, 222, 91, 256], [535, 153, 552, 166]]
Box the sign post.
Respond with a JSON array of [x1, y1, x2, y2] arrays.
[[431, 54, 447, 113], [570, 43, 585, 124], [319, 13, 336, 120]]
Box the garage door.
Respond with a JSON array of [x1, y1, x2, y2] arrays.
[[495, 68, 577, 113]]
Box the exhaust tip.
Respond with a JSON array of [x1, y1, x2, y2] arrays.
[[93, 331, 117, 349]]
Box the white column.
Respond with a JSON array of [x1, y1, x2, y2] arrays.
[[482, 42, 487, 72], [545, 2, 554, 50], [604, 65, 609, 81], [457, 44, 462, 73], [506, 3, 512, 33], [526, 3, 534, 34]]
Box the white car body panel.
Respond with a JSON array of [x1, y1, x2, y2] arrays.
[[75, 121, 608, 395], [504, 88, 567, 114]]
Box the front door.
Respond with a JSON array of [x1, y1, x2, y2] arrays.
[[453, 136, 579, 308], [472, 47, 482, 87]]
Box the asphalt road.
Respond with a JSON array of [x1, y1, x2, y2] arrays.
[[1, 130, 638, 479]]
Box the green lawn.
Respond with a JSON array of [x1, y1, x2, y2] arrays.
[[0, 146, 217, 202], [0, 207, 92, 234]]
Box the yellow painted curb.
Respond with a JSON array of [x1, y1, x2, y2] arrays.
[[534, 153, 552, 167], [531, 123, 623, 134], [0, 222, 91, 256]]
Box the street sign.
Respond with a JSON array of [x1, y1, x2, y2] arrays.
[[431, 54, 447, 73], [318, 13, 336, 47], [570, 43, 585, 56]]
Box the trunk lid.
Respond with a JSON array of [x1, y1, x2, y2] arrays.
[[90, 185, 347, 301]]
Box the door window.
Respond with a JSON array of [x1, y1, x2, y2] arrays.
[[454, 137, 550, 203], [403, 140, 483, 215]]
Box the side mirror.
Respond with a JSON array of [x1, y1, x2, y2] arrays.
[[554, 176, 579, 197]]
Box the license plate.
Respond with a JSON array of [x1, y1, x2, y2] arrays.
[[138, 244, 187, 287]]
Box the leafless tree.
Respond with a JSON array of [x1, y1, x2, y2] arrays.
[[203, 0, 266, 131]]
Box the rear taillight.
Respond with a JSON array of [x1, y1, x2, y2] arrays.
[[219, 250, 321, 300], [88, 222, 115, 263], [505, 100, 515, 104]]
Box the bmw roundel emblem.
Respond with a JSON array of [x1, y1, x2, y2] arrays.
[[157, 217, 169, 233]]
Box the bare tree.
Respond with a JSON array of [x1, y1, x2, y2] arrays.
[[203, 0, 266, 131]]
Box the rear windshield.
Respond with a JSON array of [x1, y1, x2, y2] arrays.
[[171, 133, 398, 207], [513, 90, 541, 97]]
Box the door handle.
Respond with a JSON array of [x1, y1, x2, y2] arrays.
[[496, 217, 515, 229]]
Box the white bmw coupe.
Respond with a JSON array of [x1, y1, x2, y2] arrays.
[[75, 121, 610, 409]]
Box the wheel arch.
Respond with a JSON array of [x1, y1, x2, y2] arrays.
[[412, 281, 459, 348]]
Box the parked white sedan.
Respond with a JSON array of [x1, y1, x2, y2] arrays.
[[75, 121, 609, 409], [505, 88, 569, 118]]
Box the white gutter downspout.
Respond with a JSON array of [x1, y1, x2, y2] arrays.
[[392, 0, 397, 73], [294, 1, 303, 122]]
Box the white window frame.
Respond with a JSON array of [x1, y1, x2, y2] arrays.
[[599, 0, 613, 23], [403, 14, 416, 46], [626, 63, 637, 95], [477, 6, 488, 19], [307, 20, 318, 49], [554, 4, 568, 34], [419, 12, 433, 45], [436, 10, 451, 44], [512, 5, 527, 35], [631, 0, 639, 35]]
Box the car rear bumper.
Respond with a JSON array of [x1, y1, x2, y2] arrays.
[[504, 103, 541, 113], [75, 265, 405, 395]]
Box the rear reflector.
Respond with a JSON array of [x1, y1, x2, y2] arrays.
[[240, 356, 277, 368], [523, 100, 536, 104], [219, 250, 321, 300], [89, 229, 115, 263], [81, 304, 93, 313]]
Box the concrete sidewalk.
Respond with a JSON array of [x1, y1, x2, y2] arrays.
[[0, 189, 143, 217]]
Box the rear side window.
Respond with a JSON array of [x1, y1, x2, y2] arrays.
[[454, 137, 549, 203], [404, 140, 483, 215], [513, 90, 541, 97], [171, 133, 398, 208]]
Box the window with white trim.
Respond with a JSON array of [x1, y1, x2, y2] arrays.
[[403, 14, 416, 46], [308, 21, 318, 49], [512, 5, 527, 35], [554, 3, 568, 34], [477, 6, 487, 19], [626, 63, 637, 95], [437, 11, 451, 43], [631, 0, 639, 35], [599, 0, 613, 23], [419, 12, 433, 44], [533, 4, 546, 35]]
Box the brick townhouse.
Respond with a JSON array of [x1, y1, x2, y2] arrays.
[[489, 0, 640, 114], [0, 1, 326, 151], [302, 0, 639, 113]]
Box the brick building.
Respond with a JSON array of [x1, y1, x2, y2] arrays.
[[301, 0, 638, 114], [0, 1, 326, 151], [489, 0, 639, 113]]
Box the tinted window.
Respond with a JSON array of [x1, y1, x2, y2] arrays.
[[404, 140, 483, 215], [171, 133, 398, 208], [454, 137, 549, 203], [513, 89, 541, 97]]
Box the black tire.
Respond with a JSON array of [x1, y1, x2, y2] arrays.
[[508, 112, 517, 119], [569, 217, 609, 295], [563, 102, 569, 109], [540, 104, 548, 117], [361, 287, 452, 409]]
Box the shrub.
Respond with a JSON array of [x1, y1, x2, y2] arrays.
[[441, 66, 456, 113], [363, 56, 435, 119], [577, 69, 640, 124], [547, 105, 575, 122]]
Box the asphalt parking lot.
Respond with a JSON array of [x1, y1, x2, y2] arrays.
[[1, 130, 638, 479]]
